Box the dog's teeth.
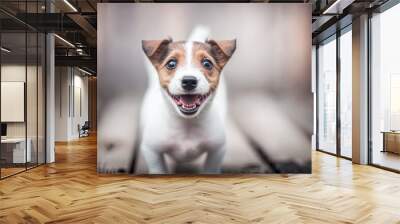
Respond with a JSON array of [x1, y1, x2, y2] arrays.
[[182, 103, 196, 109]]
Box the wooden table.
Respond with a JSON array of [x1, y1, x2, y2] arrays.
[[381, 131, 400, 154]]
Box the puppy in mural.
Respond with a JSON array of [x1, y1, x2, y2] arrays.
[[140, 27, 236, 174]]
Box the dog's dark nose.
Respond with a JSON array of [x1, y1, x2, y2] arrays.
[[181, 76, 198, 91]]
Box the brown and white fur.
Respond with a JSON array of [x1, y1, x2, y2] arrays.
[[140, 28, 236, 174]]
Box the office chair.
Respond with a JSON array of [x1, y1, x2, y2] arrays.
[[79, 121, 90, 138]]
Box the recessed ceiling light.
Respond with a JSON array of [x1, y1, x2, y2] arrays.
[[323, 0, 355, 15], [63, 0, 78, 12], [78, 67, 93, 76], [1, 47, 11, 53], [54, 34, 75, 48]]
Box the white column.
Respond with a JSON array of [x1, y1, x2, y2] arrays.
[[352, 14, 369, 164], [46, 32, 55, 163], [312, 45, 317, 151]]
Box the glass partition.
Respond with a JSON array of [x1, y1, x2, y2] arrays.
[[0, 2, 46, 179], [1, 31, 28, 177]]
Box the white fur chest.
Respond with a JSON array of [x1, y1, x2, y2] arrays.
[[162, 122, 224, 162], [142, 109, 225, 162]]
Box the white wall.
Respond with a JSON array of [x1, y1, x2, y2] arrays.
[[72, 73, 89, 138], [55, 67, 89, 141], [1, 65, 41, 137], [1, 65, 26, 131], [1, 82, 25, 122]]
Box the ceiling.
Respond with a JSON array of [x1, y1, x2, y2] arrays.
[[0, 0, 392, 74]]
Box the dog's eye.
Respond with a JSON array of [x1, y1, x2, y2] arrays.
[[201, 58, 213, 70], [166, 59, 177, 70]]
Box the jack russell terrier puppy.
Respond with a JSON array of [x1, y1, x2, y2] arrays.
[[140, 28, 236, 174]]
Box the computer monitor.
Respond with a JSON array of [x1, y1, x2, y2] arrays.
[[1, 123, 7, 137]]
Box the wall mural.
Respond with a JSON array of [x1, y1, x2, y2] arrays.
[[97, 3, 312, 174]]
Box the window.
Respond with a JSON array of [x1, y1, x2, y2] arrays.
[[316, 25, 353, 158], [339, 28, 352, 158], [371, 3, 400, 171], [317, 36, 337, 154]]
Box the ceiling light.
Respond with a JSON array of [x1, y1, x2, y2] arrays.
[[1, 47, 11, 53], [54, 34, 75, 48], [323, 0, 340, 14], [323, 0, 355, 15], [78, 67, 93, 76], [63, 0, 78, 12], [76, 48, 85, 55]]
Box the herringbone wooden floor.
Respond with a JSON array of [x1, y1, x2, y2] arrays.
[[1, 135, 400, 224]]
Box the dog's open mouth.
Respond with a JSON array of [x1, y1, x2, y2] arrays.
[[168, 92, 211, 115]]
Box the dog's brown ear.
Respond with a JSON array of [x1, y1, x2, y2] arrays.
[[142, 37, 172, 65], [206, 39, 236, 68]]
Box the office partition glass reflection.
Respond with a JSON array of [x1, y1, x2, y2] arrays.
[[318, 36, 337, 154]]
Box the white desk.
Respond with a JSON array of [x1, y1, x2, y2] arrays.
[[1, 138, 31, 163]]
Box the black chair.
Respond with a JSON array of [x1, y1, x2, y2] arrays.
[[79, 121, 90, 138]]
